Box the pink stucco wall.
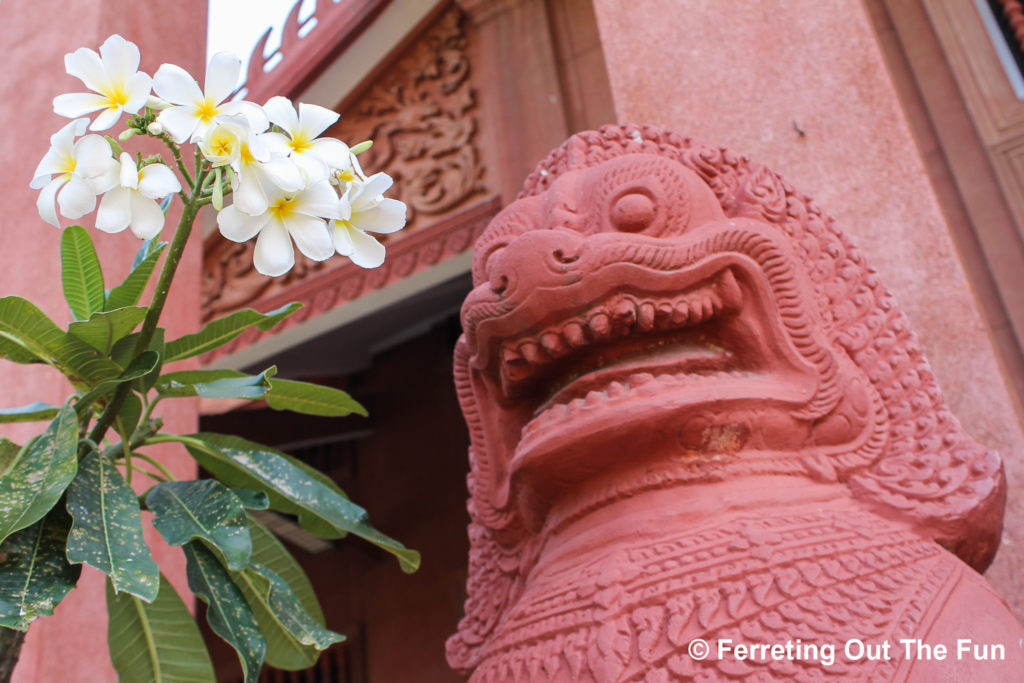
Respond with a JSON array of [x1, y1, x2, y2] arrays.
[[593, 0, 1024, 617], [0, 1, 206, 679]]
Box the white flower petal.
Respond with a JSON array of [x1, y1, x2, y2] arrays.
[[284, 214, 333, 262], [118, 153, 138, 190], [260, 131, 292, 156], [156, 105, 200, 143], [353, 198, 406, 234], [37, 178, 66, 227], [90, 107, 122, 131], [86, 159, 120, 194], [64, 47, 107, 93], [32, 149, 69, 186], [138, 163, 180, 198], [297, 102, 339, 138], [123, 72, 153, 113], [50, 119, 89, 156], [355, 172, 394, 204], [291, 152, 328, 183], [294, 180, 342, 219], [259, 156, 304, 193], [331, 222, 354, 255], [308, 137, 350, 171], [253, 222, 295, 276], [95, 187, 131, 233], [128, 193, 165, 239], [204, 52, 241, 105], [233, 171, 269, 216], [53, 92, 108, 118], [218, 205, 269, 242], [57, 176, 98, 219], [344, 226, 386, 268], [73, 135, 115, 177], [153, 63, 203, 105], [263, 96, 299, 134], [99, 35, 141, 85], [220, 101, 268, 133]]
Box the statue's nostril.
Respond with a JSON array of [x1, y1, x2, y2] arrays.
[[611, 192, 656, 232]]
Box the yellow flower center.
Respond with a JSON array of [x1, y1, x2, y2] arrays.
[[103, 84, 129, 108], [336, 170, 356, 183], [289, 133, 312, 154], [61, 156, 77, 175], [240, 143, 255, 166], [196, 97, 220, 123], [269, 196, 298, 221]]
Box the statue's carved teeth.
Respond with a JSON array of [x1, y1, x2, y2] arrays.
[[610, 298, 637, 328], [501, 344, 524, 364], [520, 341, 548, 365], [638, 302, 656, 331], [630, 372, 655, 386], [607, 380, 627, 397], [700, 294, 714, 321], [589, 312, 612, 340], [584, 390, 604, 406], [563, 322, 588, 348], [540, 331, 569, 358], [671, 300, 690, 326]]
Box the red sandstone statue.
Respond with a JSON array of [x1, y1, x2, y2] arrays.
[[447, 125, 1024, 681]]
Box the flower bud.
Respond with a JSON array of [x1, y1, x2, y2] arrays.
[[147, 121, 165, 135], [145, 95, 171, 111], [350, 140, 373, 155], [118, 128, 138, 141]]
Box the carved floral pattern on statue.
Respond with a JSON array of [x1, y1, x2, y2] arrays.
[[202, 7, 485, 320], [447, 124, 1018, 681]]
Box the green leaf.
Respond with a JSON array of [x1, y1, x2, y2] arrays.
[[114, 392, 143, 442], [0, 402, 61, 424], [184, 542, 265, 682], [68, 307, 147, 354], [155, 367, 276, 400], [76, 350, 160, 413], [0, 505, 81, 630], [111, 328, 164, 370], [0, 439, 21, 477], [233, 563, 343, 670], [163, 303, 302, 363], [238, 519, 333, 669], [61, 225, 105, 320], [232, 490, 270, 510], [106, 573, 216, 683], [105, 239, 167, 312], [146, 480, 252, 570], [66, 452, 159, 601], [265, 379, 367, 417], [0, 297, 121, 389], [184, 433, 420, 573], [0, 406, 78, 544]]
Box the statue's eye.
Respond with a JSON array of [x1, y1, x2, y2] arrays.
[[610, 191, 656, 233]]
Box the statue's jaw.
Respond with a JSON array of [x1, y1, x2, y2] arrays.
[[463, 249, 830, 515]]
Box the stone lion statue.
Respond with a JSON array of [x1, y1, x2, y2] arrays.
[[447, 124, 1023, 681]]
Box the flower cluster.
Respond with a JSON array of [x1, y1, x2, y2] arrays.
[[32, 35, 406, 276]]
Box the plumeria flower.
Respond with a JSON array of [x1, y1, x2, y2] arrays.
[[199, 115, 303, 215], [262, 96, 350, 182], [52, 35, 152, 131], [217, 180, 343, 276], [96, 154, 181, 239], [152, 52, 266, 144], [31, 119, 119, 227], [330, 173, 406, 269]]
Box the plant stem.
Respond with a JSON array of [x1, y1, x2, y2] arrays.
[[0, 629, 25, 683], [86, 168, 209, 450]]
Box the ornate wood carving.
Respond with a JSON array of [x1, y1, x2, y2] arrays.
[[202, 6, 489, 328]]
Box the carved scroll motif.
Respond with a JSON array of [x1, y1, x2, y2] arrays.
[[202, 7, 486, 322]]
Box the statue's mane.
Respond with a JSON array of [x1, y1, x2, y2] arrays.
[[447, 124, 1005, 672]]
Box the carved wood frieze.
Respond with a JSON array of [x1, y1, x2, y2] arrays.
[[202, 6, 488, 329]]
